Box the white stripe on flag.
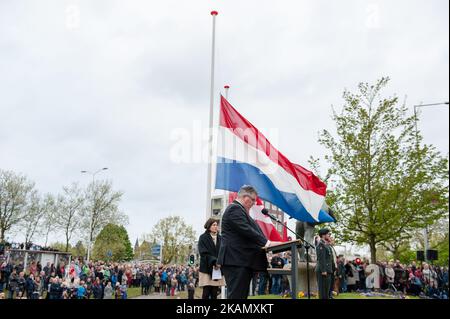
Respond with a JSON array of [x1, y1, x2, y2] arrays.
[[217, 126, 324, 219]]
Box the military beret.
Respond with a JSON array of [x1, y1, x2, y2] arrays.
[[318, 228, 330, 236]]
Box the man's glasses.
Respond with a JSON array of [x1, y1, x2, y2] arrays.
[[245, 195, 256, 203]]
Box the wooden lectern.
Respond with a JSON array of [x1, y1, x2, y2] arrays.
[[264, 240, 303, 299]]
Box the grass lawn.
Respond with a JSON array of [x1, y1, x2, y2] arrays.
[[3, 287, 419, 300], [171, 287, 203, 299], [2, 287, 144, 299], [158, 288, 420, 300], [249, 292, 420, 300], [127, 287, 142, 299]]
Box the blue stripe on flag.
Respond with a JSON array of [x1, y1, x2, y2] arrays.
[[215, 157, 334, 223]]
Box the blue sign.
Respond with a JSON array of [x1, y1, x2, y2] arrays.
[[107, 250, 112, 257], [151, 244, 161, 256]]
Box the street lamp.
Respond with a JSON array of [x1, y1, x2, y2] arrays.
[[81, 167, 108, 184], [412, 101, 449, 262], [81, 167, 108, 263], [413, 102, 449, 137]]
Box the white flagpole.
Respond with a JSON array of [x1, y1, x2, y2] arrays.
[[221, 84, 230, 300], [224, 85, 229, 100], [206, 10, 218, 220], [223, 84, 230, 208], [219, 85, 230, 232], [218, 84, 231, 232]]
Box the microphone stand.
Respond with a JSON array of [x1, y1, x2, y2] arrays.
[[264, 212, 315, 299]]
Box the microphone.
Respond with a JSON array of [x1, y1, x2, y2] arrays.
[[260, 208, 314, 248], [261, 208, 277, 221]]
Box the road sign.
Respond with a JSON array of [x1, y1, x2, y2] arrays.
[[151, 244, 161, 256]]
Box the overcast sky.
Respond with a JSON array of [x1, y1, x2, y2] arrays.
[[1, 0, 448, 247]]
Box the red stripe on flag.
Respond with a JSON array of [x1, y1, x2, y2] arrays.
[[255, 220, 284, 242]]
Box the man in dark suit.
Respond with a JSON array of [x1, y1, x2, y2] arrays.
[[217, 185, 273, 299]]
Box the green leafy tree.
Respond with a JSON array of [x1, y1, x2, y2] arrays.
[[378, 216, 449, 265], [92, 223, 133, 261], [434, 236, 449, 266], [375, 239, 418, 263], [134, 240, 153, 260], [397, 247, 418, 265], [379, 234, 412, 261], [429, 218, 449, 266], [144, 216, 196, 265], [72, 240, 86, 259], [319, 77, 449, 263], [50, 241, 87, 259], [375, 246, 393, 262], [50, 242, 69, 252]]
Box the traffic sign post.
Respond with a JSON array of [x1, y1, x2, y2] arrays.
[[151, 244, 162, 263], [106, 250, 112, 261]]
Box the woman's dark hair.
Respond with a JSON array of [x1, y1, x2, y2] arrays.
[[204, 218, 219, 231]]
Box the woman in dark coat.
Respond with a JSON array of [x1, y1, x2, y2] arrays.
[[198, 218, 224, 299]]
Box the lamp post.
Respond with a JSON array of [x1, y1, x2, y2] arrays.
[[413, 102, 449, 138], [413, 101, 449, 261], [81, 167, 108, 263]]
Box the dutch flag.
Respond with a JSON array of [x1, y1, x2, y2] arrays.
[[215, 96, 335, 224]]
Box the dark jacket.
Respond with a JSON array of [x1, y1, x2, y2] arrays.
[[217, 200, 268, 271], [271, 256, 285, 269], [337, 261, 346, 278], [315, 239, 333, 274], [198, 231, 222, 275], [0, 264, 11, 284], [8, 272, 18, 291], [26, 277, 35, 294], [141, 275, 148, 287], [49, 282, 62, 299], [92, 283, 103, 299], [17, 276, 26, 292]]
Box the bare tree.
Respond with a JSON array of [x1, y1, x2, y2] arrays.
[[42, 196, 58, 247], [82, 180, 127, 259], [22, 192, 55, 245], [55, 183, 85, 252], [0, 170, 35, 242]]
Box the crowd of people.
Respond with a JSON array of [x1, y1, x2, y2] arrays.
[[0, 241, 59, 253], [1, 225, 448, 301], [252, 252, 292, 296], [135, 264, 198, 298], [335, 258, 449, 299], [0, 252, 448, 300], [0, 257, 200, 299], [240, 254, 449, 299]]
